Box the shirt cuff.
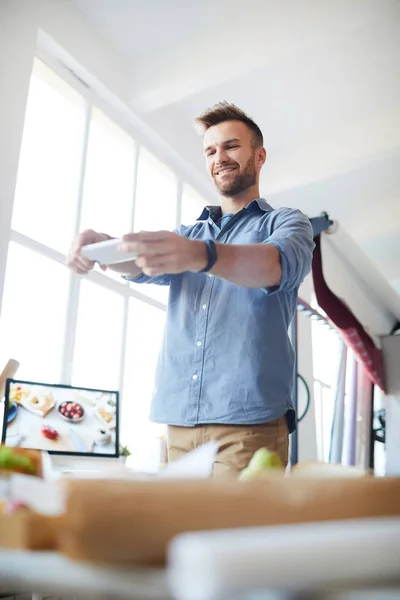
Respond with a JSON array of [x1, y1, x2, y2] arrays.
[[262, 242, 288, 295]]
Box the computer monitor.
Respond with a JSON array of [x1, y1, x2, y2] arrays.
[[2, 379, 119, 462]]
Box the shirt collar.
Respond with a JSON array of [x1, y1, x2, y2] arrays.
[[197, 198, 274, 221]]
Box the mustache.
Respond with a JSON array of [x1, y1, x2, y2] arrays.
[[213, 161, 239, 174]]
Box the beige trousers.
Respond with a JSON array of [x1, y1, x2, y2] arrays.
[[167, 416, 289, 478]]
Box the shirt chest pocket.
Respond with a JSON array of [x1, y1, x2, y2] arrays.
[[226, 229, 268, 245]]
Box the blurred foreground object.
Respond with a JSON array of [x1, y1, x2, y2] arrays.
[[0, 358, 19, 400], [239, 448, 284, 480], [57, 475, 400, 565]]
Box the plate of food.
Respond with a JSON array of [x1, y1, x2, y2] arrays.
[[58, 400, 85, 423], [95, 406, 116, 429], [12, 385, 56, 418], [9, 383, 30, 405], [7, 400, 18, 424], [24, 391, 56, 417]]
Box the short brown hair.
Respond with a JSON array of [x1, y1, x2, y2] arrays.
[[194, 101, 263, 147]]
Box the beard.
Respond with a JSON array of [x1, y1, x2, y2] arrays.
[[214, 155, 257, 197]]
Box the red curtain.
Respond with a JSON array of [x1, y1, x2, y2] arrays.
[[312, 234, 385, 391]]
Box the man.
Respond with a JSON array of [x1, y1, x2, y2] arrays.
[[68, 102, 315, 477]]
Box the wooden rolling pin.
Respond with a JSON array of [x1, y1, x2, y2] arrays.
[[0, 358, 20, 400], [57, 476, 400, 566]]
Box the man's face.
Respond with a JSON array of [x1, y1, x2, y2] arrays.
[[203, 120, 265, 197]]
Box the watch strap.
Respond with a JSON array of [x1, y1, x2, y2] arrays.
[[200, 240, 218, 273]]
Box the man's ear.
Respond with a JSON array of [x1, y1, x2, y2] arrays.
[[257, 146, 267, 168]]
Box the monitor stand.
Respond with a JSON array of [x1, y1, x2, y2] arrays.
[[49, 453, 122, 477]]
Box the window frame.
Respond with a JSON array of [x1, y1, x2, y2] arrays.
[[0, 47, 211, 449]]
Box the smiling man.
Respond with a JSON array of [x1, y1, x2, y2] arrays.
[[68, 102, 315, 477]]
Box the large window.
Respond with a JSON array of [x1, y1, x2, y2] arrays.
[[0, 243, 69, 382], [0, 58, 208, 469], [310, 296, 343, 462], [11, 60, 85, 254], [79, 107, 136, 237], [181, 183, 208, 225], [72, 279, 125, 391], [134, 148, 178, 233], [122, 298, 166, 471]]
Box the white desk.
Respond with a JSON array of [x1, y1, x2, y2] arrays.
[[0, 549, 399, 600], [0, 550, 169, 599]]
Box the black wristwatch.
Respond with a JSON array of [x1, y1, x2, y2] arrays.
[[200, 240, 218, 273]]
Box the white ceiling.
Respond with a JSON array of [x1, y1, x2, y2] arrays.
[[71, 0, 400, 297]]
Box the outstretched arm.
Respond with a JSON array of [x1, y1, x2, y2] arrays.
[[119, 232, 277, 288], [119, 210, 314, 290]]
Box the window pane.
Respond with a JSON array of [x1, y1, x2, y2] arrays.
[[72, 280, 125, 390], [80, 108, 135, 237], [181, 184, 208, 225], [311, 319, 341, 384], [321, 384, 334, 462], [129, 149, 177, 304], [95, 265, 130, 284], [122, 298, 166, 471], [12, 59, 85, 254], [134, 148, 177, 232], [129, 280, 169, 304], [0, 243, 69, 382]]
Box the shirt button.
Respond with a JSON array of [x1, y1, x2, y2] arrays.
[[202, 304, 207, 310], [192, 374, 198, 380], [208, 274, 213, 278], [196, 341, 202, 347], [208, 219, 213, 225]]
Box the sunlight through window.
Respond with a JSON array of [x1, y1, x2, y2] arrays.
[[12, 59, 85, 254]]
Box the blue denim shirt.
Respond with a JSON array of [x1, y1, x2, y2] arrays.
[[127, 199, 315, 432]]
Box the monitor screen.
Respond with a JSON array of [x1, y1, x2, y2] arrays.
[[2, 379, 119, 457]]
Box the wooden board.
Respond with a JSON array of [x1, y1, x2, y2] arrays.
[[20, 426, 95, 453], [58, 476, 400, 566], [0, 511, 58, 550]]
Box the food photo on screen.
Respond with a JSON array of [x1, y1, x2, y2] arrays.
[[2, 379, 119, 456]]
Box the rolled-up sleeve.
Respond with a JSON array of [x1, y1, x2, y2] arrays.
[[264, 208, 315, 294], [123, 272, 172, 285]]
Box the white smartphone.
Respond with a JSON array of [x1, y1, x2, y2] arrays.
[[80, 238, 138, 265]]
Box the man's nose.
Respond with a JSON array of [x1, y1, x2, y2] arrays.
[[214, 147, 229, 164]]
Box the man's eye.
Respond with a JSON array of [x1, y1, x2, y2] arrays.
[[207, 150, 215, 157], [227, 145, 239, 150]]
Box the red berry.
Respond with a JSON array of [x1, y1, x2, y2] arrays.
[[41, 425, 59, 440]]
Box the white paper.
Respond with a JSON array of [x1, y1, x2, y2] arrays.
[[158, 441, 218, 479], [10, 474, 66, 516]]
